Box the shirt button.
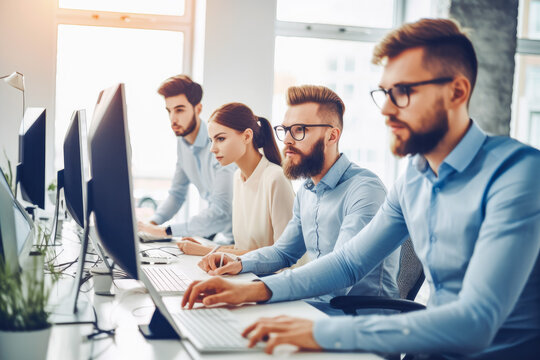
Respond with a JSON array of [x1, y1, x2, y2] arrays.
[[335, 342, 342, 349], [430, 235, 436, 242], [402, 328, 410, 335], [433, 186, 440, 193]]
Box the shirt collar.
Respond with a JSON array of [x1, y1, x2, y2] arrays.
[[412, 120, 486, 174], [443, 120, 486, 173], [181, 120, 208, 149], [304, 153, 351, 190]]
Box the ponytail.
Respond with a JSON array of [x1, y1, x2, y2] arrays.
[[256, 117, 282, 166]]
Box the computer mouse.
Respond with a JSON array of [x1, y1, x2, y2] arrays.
[[272, 343, 299, 357]]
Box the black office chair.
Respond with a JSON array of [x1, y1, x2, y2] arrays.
[[330, 238, 426, 360]]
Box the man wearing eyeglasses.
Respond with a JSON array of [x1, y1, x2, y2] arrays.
[[196, 84, 400, 315], [183, 18, 540, 358]]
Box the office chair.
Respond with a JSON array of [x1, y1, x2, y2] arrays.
[[330, 238, 426, 360]]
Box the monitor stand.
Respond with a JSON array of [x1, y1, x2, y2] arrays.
[[139, 307, 179, 339]]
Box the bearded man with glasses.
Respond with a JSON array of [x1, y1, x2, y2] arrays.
[[196, 84, 400, 315], [183, 18, 540, 359]]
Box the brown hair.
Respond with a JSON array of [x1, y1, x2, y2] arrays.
[[157, 74, 203, 106], [210, 103, 282, 166], [373, 18, 478, 99], [286, 85, 345, 130]]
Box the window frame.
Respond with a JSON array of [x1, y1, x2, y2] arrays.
[[512, 0, 540, 146], [274, 0, 407, 185], [55, 1, 194, 75]]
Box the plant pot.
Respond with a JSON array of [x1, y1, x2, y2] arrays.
[[48, 190, 56, 206], [0, 326, 52, 360]]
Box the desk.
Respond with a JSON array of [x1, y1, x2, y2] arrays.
[[45, 238, 383, 360]]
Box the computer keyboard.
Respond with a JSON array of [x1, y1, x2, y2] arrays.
[[142, 266, 191, 294], [172, 308, 259, 352], [138, 231, 172, 243]]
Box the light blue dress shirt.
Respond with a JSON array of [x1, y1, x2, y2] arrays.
[[240, 154, 400, 313], [150, 121, 235, 240], [261, 121, 540, 358]]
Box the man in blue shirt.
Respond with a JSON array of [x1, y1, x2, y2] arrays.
[[198, 85, 399, 314], [138, 75, 234, 240], [182, 19, 540, 358]]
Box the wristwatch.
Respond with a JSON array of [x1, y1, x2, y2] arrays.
[[165, 226, 172, 236]]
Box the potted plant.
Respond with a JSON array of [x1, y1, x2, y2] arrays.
[[0, 224, 60, 360]]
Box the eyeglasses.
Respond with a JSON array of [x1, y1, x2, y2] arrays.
[[273, 124, 333, 141], [370, 77, 454, 109]]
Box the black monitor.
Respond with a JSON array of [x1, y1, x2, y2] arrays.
[[63, 110, 88, 228], [84, 83, 140, 279], [0, 167, 34, 273], [50, 110, 88, 242], [78, 83, 179, 339], [16, 107, 46, 210]]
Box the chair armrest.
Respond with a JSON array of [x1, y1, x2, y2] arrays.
[[330, 295, 426, 314]]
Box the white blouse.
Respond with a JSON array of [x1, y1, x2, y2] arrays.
[[232, 156, 295, 251]]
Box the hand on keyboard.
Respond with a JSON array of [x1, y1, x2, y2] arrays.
[[242, 315, 321, 354], [137, 221, 169, 240], [177, 238, 214, 256]]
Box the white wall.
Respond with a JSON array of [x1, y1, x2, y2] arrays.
[[198, 0, 277, 120], [0, 0, 57, 200]]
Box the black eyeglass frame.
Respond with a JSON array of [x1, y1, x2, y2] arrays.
[[370, 77, 454, 109], [273, 123, 334, 141]]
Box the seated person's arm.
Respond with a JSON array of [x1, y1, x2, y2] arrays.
[[169, 165, 235, 238], [150, 162, 190, 225], [183, 183, 409, 307], [308, 157, 540, 355]]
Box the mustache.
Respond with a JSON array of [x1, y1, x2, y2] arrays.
[[283, 145, 302, 154], [385, 116, 410, 128]]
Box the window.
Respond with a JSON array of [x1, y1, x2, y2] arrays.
[[55, 1, 194, 221], [274, 0, 435, 187], [512, 0, 540, 149]]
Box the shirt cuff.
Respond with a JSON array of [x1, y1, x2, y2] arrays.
[[259, 273, 290, 303], [238, 256, 257, 274], [170, 222, 188, 237], [313, 316, 358, 350]]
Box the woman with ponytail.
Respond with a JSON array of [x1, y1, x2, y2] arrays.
[[177, 102, 295, 256]]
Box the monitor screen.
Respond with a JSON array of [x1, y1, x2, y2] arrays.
[[63, 110, 88, 229], [18, 107, 46, 209], [87, 83, 140, 279]]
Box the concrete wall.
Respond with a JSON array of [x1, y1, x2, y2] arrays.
[[449, 0, 519, 135]]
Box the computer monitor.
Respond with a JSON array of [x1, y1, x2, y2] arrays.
[[63, 110, 88, 228], [0, 167, 34, 273], [50, 110, 88, 242], [16, 107, 46, 210], [85, 83, 141, 279], [80, 83, 180, 339]]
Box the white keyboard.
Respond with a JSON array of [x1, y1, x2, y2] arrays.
[[172, 308, 260, 352], [142, 266, 191, 294]]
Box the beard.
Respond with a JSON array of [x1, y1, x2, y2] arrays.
[[389, 99, 449, 157], [283, 137, 325, 180], [173, 113, 197, 137]]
